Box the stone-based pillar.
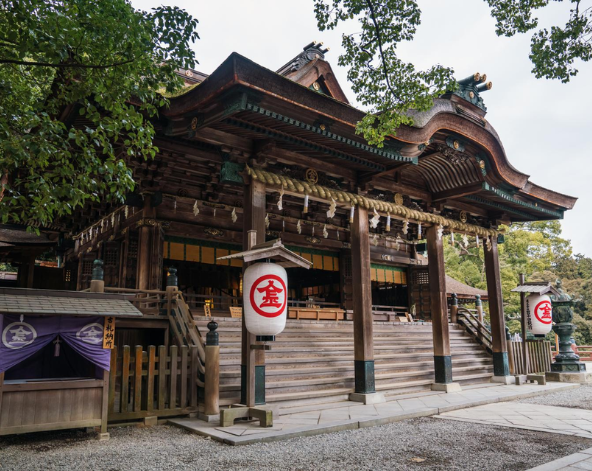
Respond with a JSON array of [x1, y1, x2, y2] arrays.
[[241, 180, 266, 406], [349, 207, 384, 404], [484, 236, 512, 383], [426, 225, 460, 392]]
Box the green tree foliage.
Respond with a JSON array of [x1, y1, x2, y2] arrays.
[[314, 0, 591, 144], [444, 221, 592, 344], [314, 0, 456, 146], [486, 0, 592, 82], [0, 0, 198, 227]]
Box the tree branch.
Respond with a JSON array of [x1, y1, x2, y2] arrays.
[[364, 0, 398, 101], [0, 58, 135, 68]]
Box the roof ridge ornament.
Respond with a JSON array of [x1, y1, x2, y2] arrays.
[[450, 72, 493, 111], [277, 41, 330, 75]]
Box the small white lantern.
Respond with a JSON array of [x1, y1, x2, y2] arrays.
[[243, 262, 288, 337], [525, 293, 553, 335]]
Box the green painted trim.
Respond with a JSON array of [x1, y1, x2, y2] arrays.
[[285, 245, 339, 258], [470, 183, 564, 219], [370, 263, 406, 272], [225, 117, 386, 171], [245, 103, 418, 165]]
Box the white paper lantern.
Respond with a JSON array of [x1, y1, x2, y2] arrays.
[[525, 294, 553, 335], [243, 262, 288, 337]]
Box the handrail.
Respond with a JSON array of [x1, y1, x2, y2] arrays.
[[457, 308, 492, 351]]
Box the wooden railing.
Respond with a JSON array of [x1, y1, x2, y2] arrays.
[[184, 293, 241, 312], [103, 287, 206, 389], [108, 345, 199, 422], [103, 287, 168, 316], [508, 340, 552, 375], [457, 308, 493, 351]]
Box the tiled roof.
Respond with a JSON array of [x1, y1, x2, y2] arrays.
[[0, 288, 142, 317]]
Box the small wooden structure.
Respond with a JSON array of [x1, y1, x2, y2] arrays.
[[0, 288, 142, 438]]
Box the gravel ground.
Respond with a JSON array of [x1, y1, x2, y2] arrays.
[[518, 384, 592, 410], [0, 417, 590, 471]]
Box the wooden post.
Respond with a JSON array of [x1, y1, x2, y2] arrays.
[[0, 372, 4, 426], [26, 253, 35, 288], [204, 320, 220, 416], [137, 197, 155, 290], [519, 273, 530, 376], [475, 294, 484, 343], [426, 225, 457, 390], [350, 206, 376, 395], [242, 180, 266, 407], [99, 369, 110, 439], [484, 237, 511, 379], [450, 293, 458, 324]]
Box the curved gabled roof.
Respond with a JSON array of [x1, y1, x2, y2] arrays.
[[162, 51, 576, 217]]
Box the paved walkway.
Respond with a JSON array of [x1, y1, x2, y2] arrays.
[[437, 402, 592, 439], [169, 382, 578, 445], [527, 448, 592, 470]]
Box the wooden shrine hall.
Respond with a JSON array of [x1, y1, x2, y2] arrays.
[[2, 42, 577, 411]]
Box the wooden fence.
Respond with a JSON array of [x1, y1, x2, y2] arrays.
[[108, 345, 199, 422], [508, 340, 552, 375]]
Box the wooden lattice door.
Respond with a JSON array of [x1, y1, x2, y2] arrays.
[[102, 242, 120, 287], [410, 267, 431, 320]]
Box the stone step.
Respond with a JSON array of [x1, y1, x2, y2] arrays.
[[218, 357, 492, 377]]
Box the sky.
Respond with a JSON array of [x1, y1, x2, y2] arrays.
[[134, 0, 592, 256]]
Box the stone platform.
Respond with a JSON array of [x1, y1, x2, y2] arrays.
[[169, 382, 578, 445]]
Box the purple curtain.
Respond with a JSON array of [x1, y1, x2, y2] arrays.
[[0, 314, 111, 373]]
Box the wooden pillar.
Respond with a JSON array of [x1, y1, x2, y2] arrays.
[[26, 253, 35, 288], [137, 198, 155, 291], [241, 180, 266, 406], [351, 206, 375, 394], [426, 225, 453, 384], [484, 237, 510, 377]]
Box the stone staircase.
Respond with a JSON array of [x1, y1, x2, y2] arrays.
[[194, 317, 494, 408]]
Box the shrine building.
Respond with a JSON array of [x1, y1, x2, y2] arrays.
[[0, 43, 576, 418]]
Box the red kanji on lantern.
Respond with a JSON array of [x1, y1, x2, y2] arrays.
[[249, 274, 287, 318], [534, 300, 553, 324], [257, 280, 283, 308]]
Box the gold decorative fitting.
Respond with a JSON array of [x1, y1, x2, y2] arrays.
[[190, 117, 198, 130], [453, 140, 460, 149], [319, 124, 326, 131], [306, 236, 320, 244], [479, 160, 486, 169], [204, 227, 225, 238], [312, 82, 321, 91], [305, 168, 319, 184], [185, 70, 193, 77], [394, 193, 404, 205], [460, 211, 468, 223], [469, 91, 475, 99], [474, 72, 481, 82]]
